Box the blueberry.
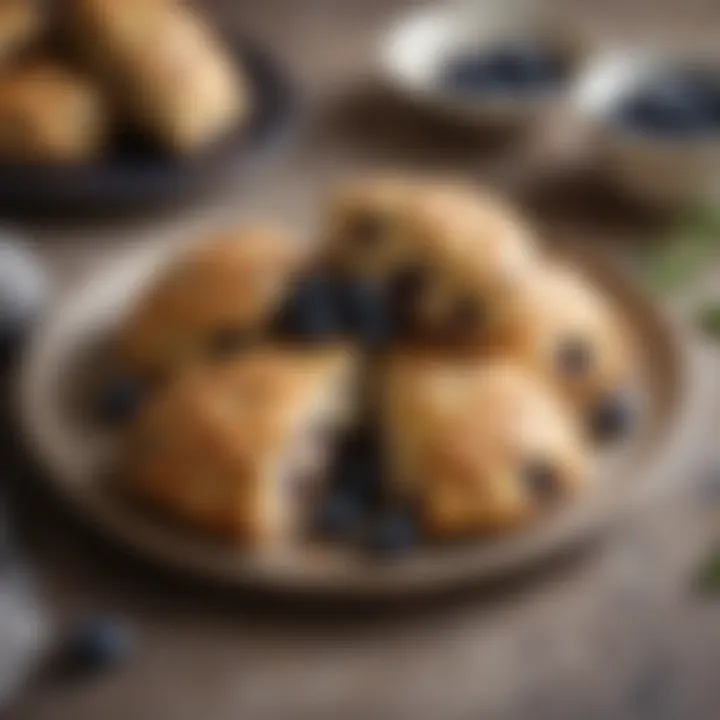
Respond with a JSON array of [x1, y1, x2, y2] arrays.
[[443, 41, 564, 95], [556, 337, 592, 377], [617, 73, 716, 136], [0, 239, 47, 359], [522, 460, 559, 502], [62, 616, 133, 673], [590, 394, 634, 442], [364, 509, 419, 558], [316, 489, 366, 540], [274, 275, 343, 341], [338, 281, 394, 349], [97, 377, 146, 425], [330, 426, 385, 505]]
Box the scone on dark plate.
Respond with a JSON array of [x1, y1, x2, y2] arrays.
[[0, 0, 43, 65], [0, 62, 107, 163], [115, 228, 304, 380], [68, 0, 249, 154], [381, 355, 589, 539], [323, 176, 539, 346], [123, 347, 357, 546], [502, 262, 637, 442]]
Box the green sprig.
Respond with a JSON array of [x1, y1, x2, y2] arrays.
[[640, 206, 720, 295]]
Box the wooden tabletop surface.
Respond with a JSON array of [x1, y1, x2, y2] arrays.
[[4, 1, 720, 718]]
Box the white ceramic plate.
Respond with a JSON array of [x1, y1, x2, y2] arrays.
[[16, 240, 694, 599]]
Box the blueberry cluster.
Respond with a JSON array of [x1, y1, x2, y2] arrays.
[[442, 40, 566, 97], [272, 274, 394, 349], [314, 424, 418, 557], [616, 70, 720, 137]]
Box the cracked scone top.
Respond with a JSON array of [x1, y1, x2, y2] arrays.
[[381, 355, 589, 538], [323, 176, 539, 346], [115, 228, 304, 379], [123, 347, 357, 545]]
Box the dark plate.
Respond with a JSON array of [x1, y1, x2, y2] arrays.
[[0, 40, 296, 215]]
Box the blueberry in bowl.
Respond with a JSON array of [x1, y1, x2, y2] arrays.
[[574, 50, 720, 207], [614, 69, 720, 138], [441, 40, 567, 98]]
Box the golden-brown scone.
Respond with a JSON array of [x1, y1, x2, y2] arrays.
[[0, 62, 107, 163], [323, 177, 539, 346], [69, 0, 248, 153], [501, 263, 636, 440], [124, 347, 357, 545], [0, 0, 42, 65], [381, 355, 589, 539], [116, 228, 304, 380]]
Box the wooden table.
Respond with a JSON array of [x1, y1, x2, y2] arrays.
[[5, 1, 720, 718]]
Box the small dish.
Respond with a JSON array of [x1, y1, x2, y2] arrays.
[[573, 47, 720, 208], [379, 2, 587, 129]]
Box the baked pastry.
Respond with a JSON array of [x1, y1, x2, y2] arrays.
[[502, 263, 636, 441], [116, 228, 304, 380], [324, 177, 539, 345], [0, 62, 107, 163], [0, 0, 42, 65], [68, 0, 248, 154], [381, 355, 589, 538], [124, 347, 357, 545]]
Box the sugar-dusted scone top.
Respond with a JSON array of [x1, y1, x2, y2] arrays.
[[323, 176, 539, 346], [115, 228, 304, 380], [68, 0, 248, 153], [501, 262, 636, 439], [0, 0, 43, 65], [124, 347, 357, 545], [381, 355, 589, 538], [0, 61, 107, 163]]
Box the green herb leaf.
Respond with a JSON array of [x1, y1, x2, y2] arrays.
[[640, 206, 720, 295], [695, 303, 720, 340], [695, 547, 720, 595]]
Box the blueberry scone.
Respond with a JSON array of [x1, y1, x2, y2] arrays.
[[124, 347, 357, 545], [503, 263, 636, 441], [324, 177, 539, 345], [68, 0, 248, 153], [0, 0, 42, 65], [0, 62, 106, 163], [381, 355, 589, 538], [116, 228, 303, 380]]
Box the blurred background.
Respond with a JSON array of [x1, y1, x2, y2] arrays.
[[1, 0, 720, 718]]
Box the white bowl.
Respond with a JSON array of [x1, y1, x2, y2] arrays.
[[573, 48, 720, 208], [379, 2, 588, 129]]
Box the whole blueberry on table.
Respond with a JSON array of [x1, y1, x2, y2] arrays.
[[273, 274, 344, 342], [0, 239, 48, 360], [61, 616, 134, 673]]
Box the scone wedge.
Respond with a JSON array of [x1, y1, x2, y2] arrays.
[[381, 354, 589, 539], [123, 346, 357, 546]]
